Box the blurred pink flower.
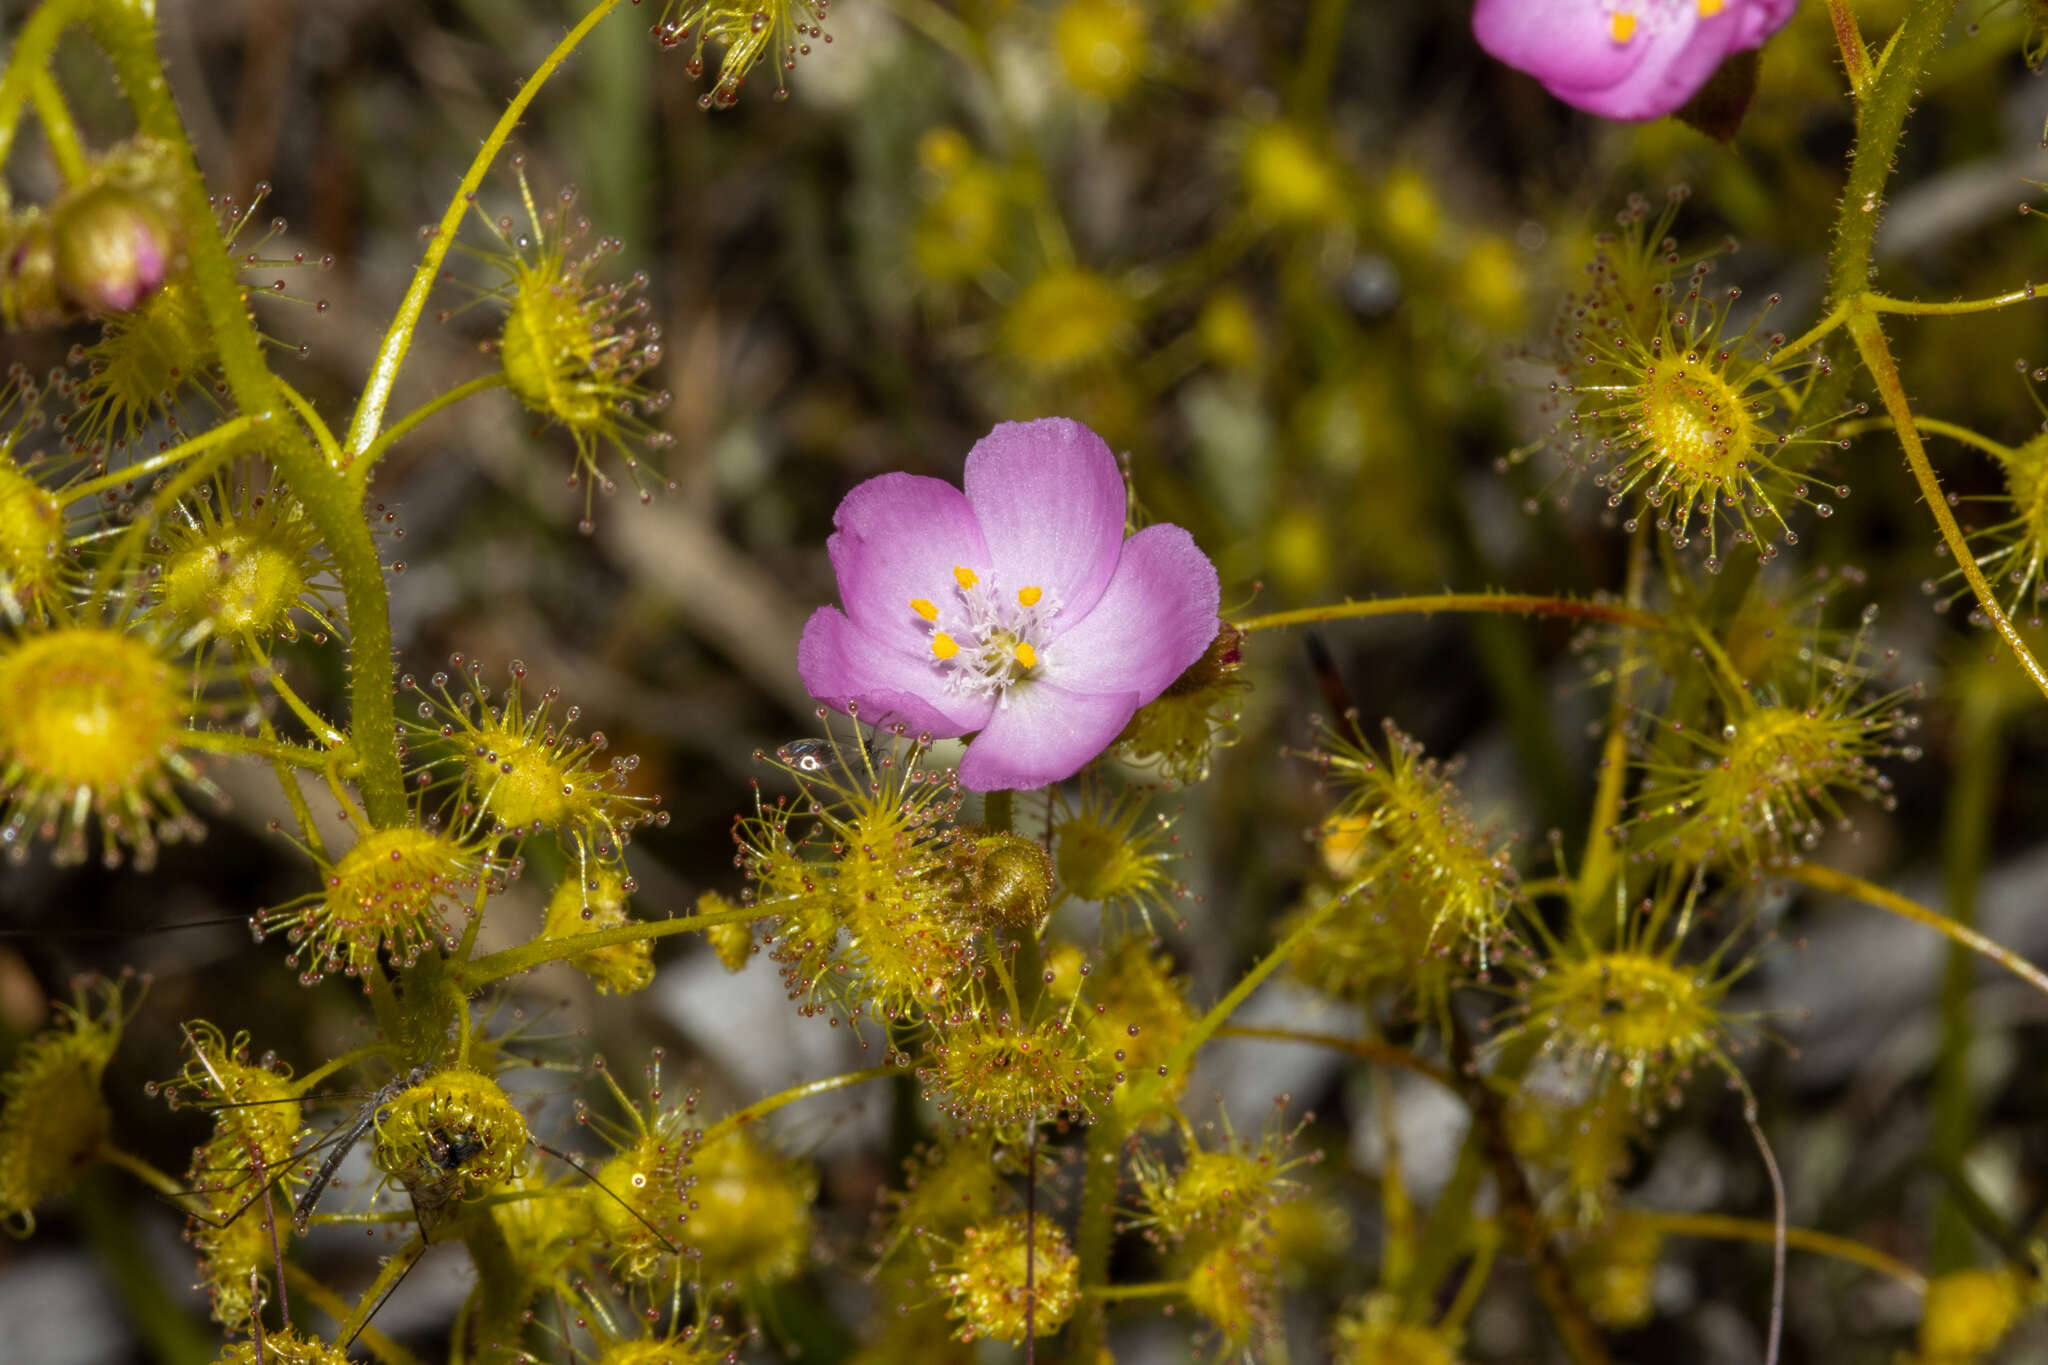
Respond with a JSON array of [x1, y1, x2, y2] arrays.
[[798, 418, 1221, 791], [1473, 0, 1797, 121]]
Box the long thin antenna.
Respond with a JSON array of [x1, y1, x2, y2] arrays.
[[1722, 1060, 1785, 1365]]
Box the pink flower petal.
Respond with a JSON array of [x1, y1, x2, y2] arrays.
[[962, 418, 1127, 635], [826, 472, 992, 661], [798, 606, 995, 738], [957, 680, 1140, 791], [1474, 0, 1794, 122], [1041, 524, 1221, 702], [1473, 0, 1646, 94]]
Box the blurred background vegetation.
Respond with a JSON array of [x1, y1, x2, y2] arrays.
[[5, 0, 2048, 1360]]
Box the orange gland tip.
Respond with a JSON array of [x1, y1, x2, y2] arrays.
[[1017, 584, 1042, 607], [953, 564, 980, 590], [932, 632, 961, 660], [911, 597, 939, 622]]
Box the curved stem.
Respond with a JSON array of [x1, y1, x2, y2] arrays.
[[697, 1065, 897, 1149], [98, 1143, 185, 1198], [352, 372, 507, 486], [1783, 861, 2048, 1001], [1867, 287, 2041, 318], [1629, 1211, 1925, 1293], [1849, 315, 2048, 700], [27, 66, 87, 183], [86, 0, 408, 824], [1235, 593, 1665, 635], [284, 1264, 428, 1365], [272, 374, 345, 470], [343, 0, 629, 461], [178, 726, 333, 769], [62, 414, 258, 502], [455, 895, 773, 989], [1773, 299, 1851, 360], [1212, 1026, 1456, 1091]]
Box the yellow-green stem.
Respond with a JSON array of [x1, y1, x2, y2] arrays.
[[1848, 315, 2048, 701], [284, 1264, 428, 1365], [1236, 593, 1665, 635], [86, 0, 409, 824], [456, 895, 774, 989], [1784, 861, 2048, 1000], [344, 0, 629, 462], [698, 1066, 898, 1149], [353, 372, 508, 484], [333, 1236, 423, 1348], [1631, 1210, 1925, 1292]]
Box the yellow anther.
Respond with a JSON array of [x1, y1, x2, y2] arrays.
[[1610, 11, 1636, 41], [1698, 0, 1723, 13], [1014, 641, 1038, 669], [911, 598, 939, 622], [932, 633, 961, 660], [953, 565, 980, 590], [1017, 585, 1043, 607]]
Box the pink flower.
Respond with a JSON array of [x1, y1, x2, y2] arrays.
[[1472, 0, 1797, 122], [798, 418, 1221, 792]]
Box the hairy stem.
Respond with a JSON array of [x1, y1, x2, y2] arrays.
[[1236, 592, 1665, 635], [344, 0, 630, 462], [455, 895, 773, 989], [1784, 861, 2048, 1000], [86, 0, 409, 823], [697, 1066, 897, 1149]]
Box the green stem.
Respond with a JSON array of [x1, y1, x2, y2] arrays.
[[27, 65, 87, 182], [1235, 593, 1665, 635], [284, 1264, 428, 1365], [86, 0, 408, 824], [1085, 1280, 1186, 1301], [1826, 0, 1958, 305], [98, 1143, 185, 1198], [1848, 316, 2048, 701], [1070, 1111, 1125, 1363], [1573, 524, 1649, 919], [982, 787, 1013, 835], [62, 414, 257, 502], [343, 0, 629, 461], [698, 1066, 898, 1148], [1784, 862, 2048, 1000], [0, 0, 84, 179], [332, 1234, 425, 1349], [1772, 299, 1851, 362], [1933, 692, 2003, 1271], [1630, 1211, 1925, 1292], [1867, 287, 2042, 318], [455, 896, 771, 989], [352, 372, 508, 485], [72, 1170, 213, 1365]]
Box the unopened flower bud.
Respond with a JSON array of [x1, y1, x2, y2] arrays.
[[964, 831, 1052, 933], [53, 184, 173, 315]]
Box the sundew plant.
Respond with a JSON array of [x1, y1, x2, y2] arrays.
[[7, 1, 2048, 1363]]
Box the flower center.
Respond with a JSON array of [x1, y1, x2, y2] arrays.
[[911, 565, 1054, 702]]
